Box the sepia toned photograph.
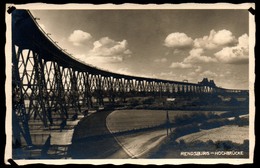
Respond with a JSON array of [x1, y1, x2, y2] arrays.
[[5, 3, 255, 165]]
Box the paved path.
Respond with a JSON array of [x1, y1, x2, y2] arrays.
[[70, 109, 169, 159], [111, 129, 167, 158], [69, 110, 130, 159], [105, 109, 171, 158]]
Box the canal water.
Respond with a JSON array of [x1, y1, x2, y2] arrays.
[[106, 110, 226, 133]]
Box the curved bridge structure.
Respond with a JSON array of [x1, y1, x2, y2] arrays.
[[11, 10, 248, 147]]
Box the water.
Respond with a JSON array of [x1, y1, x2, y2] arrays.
[[106, 109, 226, 132]]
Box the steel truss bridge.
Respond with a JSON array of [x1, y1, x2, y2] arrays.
[[11, 10, 249, 147]]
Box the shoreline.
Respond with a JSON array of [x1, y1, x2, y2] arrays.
[[69, 107, 249, 159]]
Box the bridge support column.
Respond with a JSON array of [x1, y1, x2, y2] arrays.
[[83, 72, 93, 109], [12, 45, 32, 146], [54, 64, 68, 120], [119, 78, 126, 103], [108, 77, 115, 104], [32, 51, 49, 127], [96, 75, 104, 107], [70, 70, 81, 114]]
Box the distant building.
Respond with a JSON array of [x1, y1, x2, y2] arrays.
[[198, 78, 216, 87]]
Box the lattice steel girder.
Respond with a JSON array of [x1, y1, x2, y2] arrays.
[[125, 79, 131, 92], [69, 69, 81, 113], [53, 62, 68, 119], [89, 74, 96, 92], [77, 71, 85, 101], [97, 75, 104, 106], [118, 78, 126, 102], [82, 72, 92, 108], [44, 61, 62, 114], [31, 50, 48, 127], [12, 45, 33, 146], [107, 76, 115, 103], [18, 49, 48, 125]]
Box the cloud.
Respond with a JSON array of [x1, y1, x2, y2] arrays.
[[168, 30, 246, 65], [115, 68, 133, 75], [194, 29, 237, 50], [214, 34, 249, 64], [74, 54, 87, 61], [225, 71, 231, 75], [164, 32, 193, 49], [188, 71, 196, 76], [183, 48, 217, 63], [90, 37, 131, 57], [159, 71, 177, 77], [169, 62, 194, 69], [68, 30, 92, 46], [154, 58, 167, 63], [200, 70, 218, 78], [195, 66, 202, 72], [237, 34, 249, 48], [212, 29, 237, 46], [86, 37, 131, 64], [157, 71, 191, 82], [219, 71, 231, 78], [86, 55, 125, 64]]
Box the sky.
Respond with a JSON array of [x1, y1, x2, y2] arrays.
[[30, 9, 250, 90]]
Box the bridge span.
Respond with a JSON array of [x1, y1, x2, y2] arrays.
[[11, 10, 248, 151]]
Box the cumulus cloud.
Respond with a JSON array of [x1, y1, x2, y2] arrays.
[[214, 34, 249, 64], [194, 29, 237, 50], [157, 71, 192, 82], [159, 71, 177, 77], [168, 30, 246, 65], [154, 58, 167, 63], [195, 66, 202, 72], [74, 54, 87, 61], [200, 70, 218, 78], [90, 37, 131, 57], [169, 62, 194, 69], [86, 37, 131, 64], [164, 32, 193, 49], [237, 34, 249, 48], [115, 68, 133, 75], [219, 71, 231, 78], [183, 48, 217, 63], [68, 30, 92, 46], [212, 29, 236, 45], [86, 55, 126, 64]]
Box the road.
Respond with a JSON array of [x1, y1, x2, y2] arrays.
[[69, 110, 130, 159], [69, 110, 168, 159], [110, 129, 167, 158]]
